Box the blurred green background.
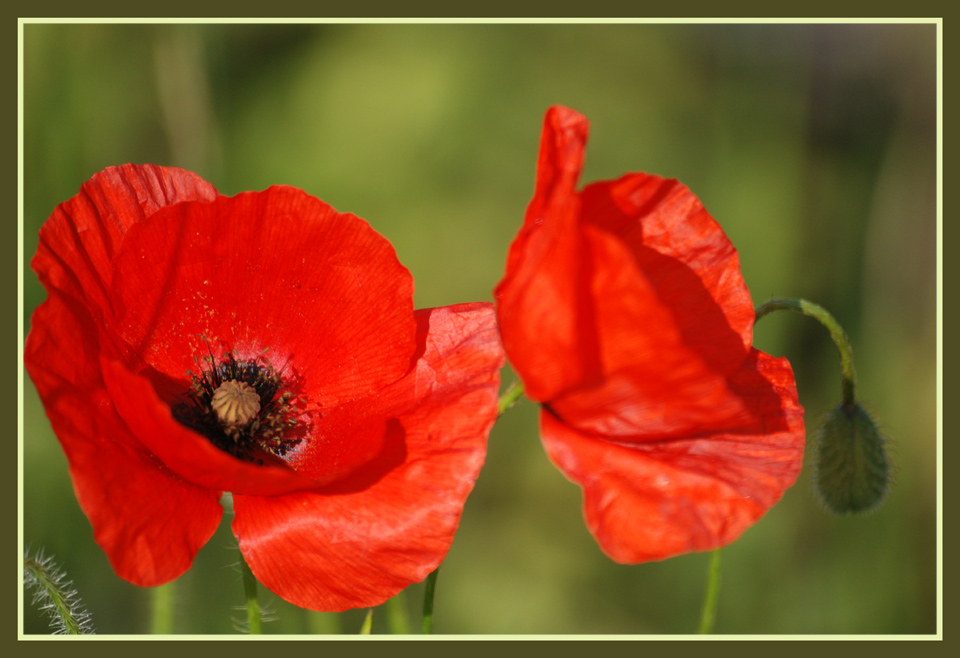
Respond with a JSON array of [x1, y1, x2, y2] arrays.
[[21, 22, 937, 635]]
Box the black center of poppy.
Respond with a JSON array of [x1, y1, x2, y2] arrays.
[[173, 342, 303, 465]]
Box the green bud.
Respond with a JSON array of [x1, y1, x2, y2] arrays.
[[814, 402, 890, 514]]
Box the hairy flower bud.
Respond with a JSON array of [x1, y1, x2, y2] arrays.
[[815, 402, 889, 514]]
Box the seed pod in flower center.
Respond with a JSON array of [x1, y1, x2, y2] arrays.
[[173, 346, 302, 465], [211, 380, 261, 429]]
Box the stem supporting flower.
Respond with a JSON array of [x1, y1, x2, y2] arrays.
[[498, 381, 525, 416], [239, 552, 262, 634], [386, 591, 410, 634], [360, 608, 374, 634], [697, 549, 722, 634], [421, 566, 440, 634], [150, 582, 175, 634]]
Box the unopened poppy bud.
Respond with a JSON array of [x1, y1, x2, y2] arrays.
[[815, 402, 889, 514]]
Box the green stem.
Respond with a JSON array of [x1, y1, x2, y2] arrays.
[[697, 549, 722, 634], [150, 582, 175, 634], [306, 610, 341, 634], [386, 590, 410, 634], [239, 553, 262, 634], [421, 566, 439, 634], [498, 380, 525, 416], [754, 298, 857, 407], [359, 608, 374, 634]]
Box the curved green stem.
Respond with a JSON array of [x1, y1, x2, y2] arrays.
[[239, 553, 262, 634], [421, 566, 440, 634], [755, 298, 857, 407], [498, 380, 525, 416], [697, 549, 722, 634]]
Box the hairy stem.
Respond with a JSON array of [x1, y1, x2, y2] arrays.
[[23, 551, 94, 635], [239, 553, 262, 634]]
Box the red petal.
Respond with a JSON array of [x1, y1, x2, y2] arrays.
[[105, 186, 416, 408], [32, 165, 217, 321], [546, 223, 753, 440], [232, 303, 503, 611], [527, 106, 589, 224], [581, 174, 754, 374], [25, 292, 223, 586], [495, 106, 600, 401], [277, 396, 390, 484], [540, 349, 804, 564]]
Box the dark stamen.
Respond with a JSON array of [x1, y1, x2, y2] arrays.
[[173, 341, 302, 465]]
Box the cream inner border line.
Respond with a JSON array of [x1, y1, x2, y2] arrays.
[[17, 16, 943, 641]]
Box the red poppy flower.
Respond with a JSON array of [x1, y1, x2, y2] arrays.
[[495, 106, 805, 564], [25, 164, 504, 611]]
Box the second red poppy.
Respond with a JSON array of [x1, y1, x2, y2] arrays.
[[495, 106, 806, 564]]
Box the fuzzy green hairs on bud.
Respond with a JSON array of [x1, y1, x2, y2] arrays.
[[815, 403, 889, 514]]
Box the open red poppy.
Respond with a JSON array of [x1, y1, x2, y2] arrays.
[[25, 164, 504, 611], [495, 106, 805, 563]]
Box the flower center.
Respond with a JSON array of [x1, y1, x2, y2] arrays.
[[173, 343, 303, 465], [211, 380, 261, 429]]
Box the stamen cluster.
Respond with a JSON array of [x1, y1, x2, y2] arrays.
[[174, 345, 302, 465]]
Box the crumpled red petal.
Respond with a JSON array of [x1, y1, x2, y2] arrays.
[[497, 106, 756, 438], [232, 303, 504, 611], [540, 350, 804, 563], [545, 221, 754, 440], [495, 107, 596, 402], [581, 174, 755, 376], [25, 291, 223, 586]]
